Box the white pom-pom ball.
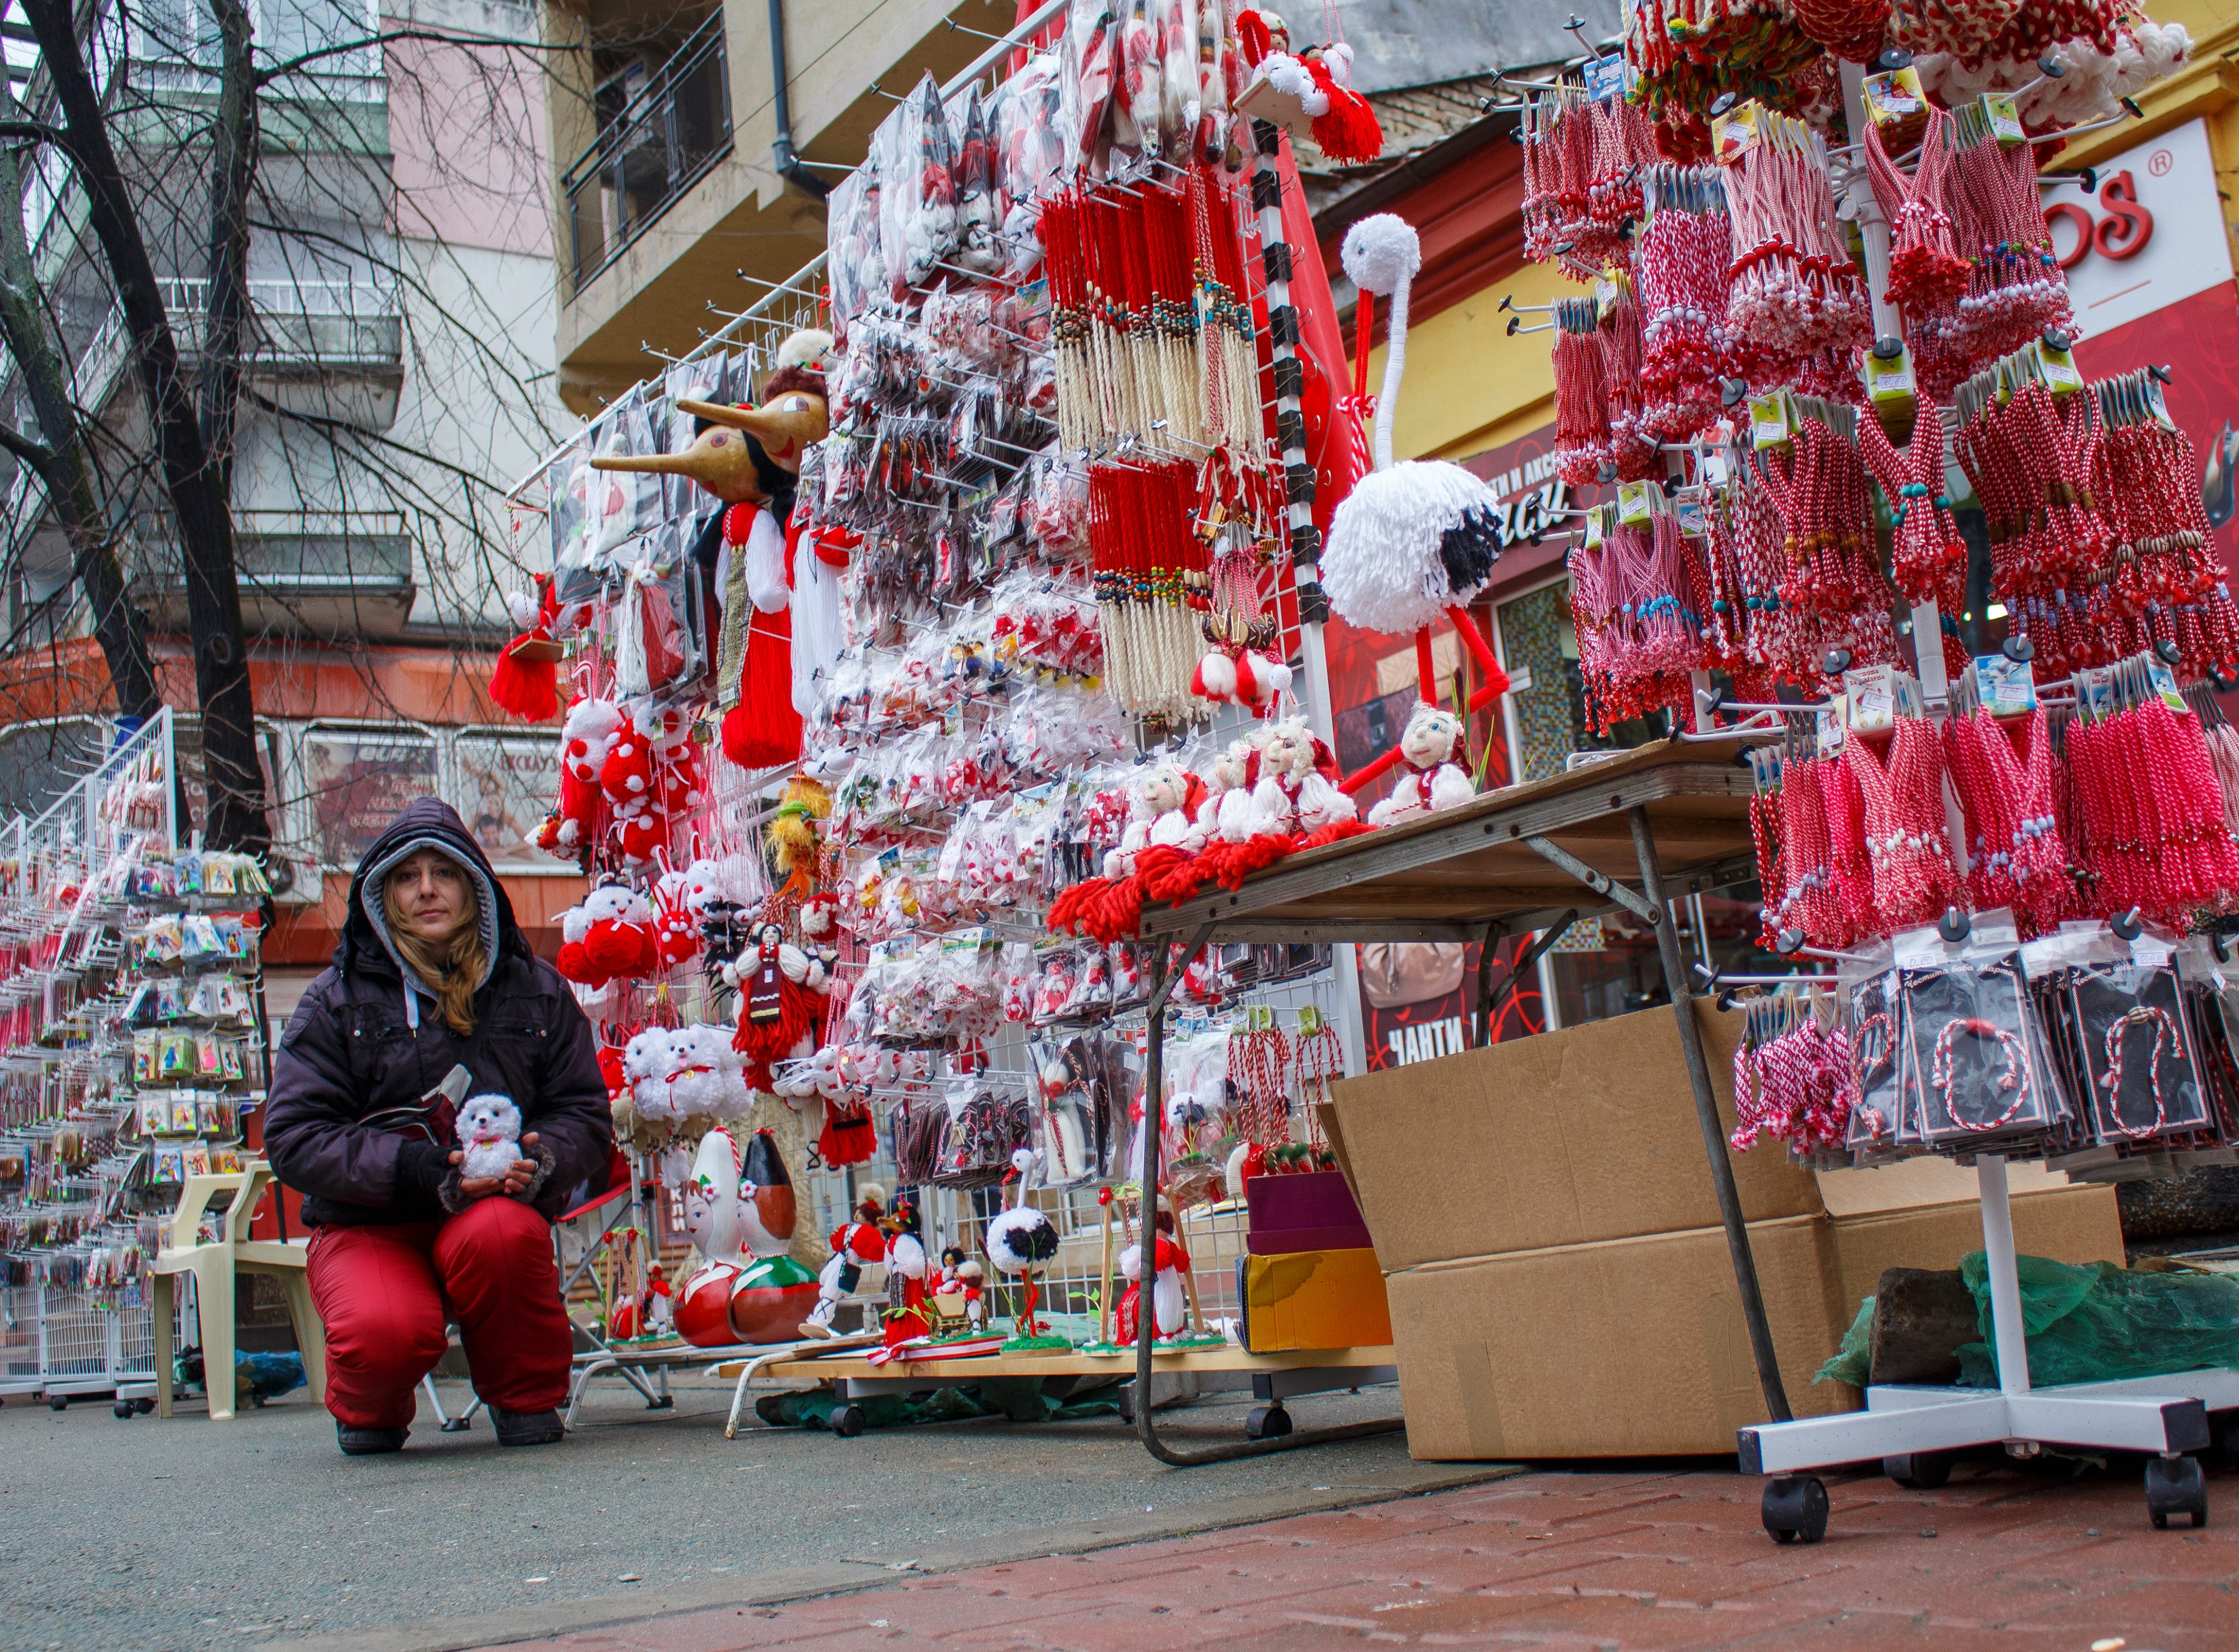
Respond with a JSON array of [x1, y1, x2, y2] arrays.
[[1195, 649, 1238, 700], [1341, 214, 1422, 300]]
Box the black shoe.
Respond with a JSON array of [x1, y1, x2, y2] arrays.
[[490, 1405, 565, 1447], [337, 1421, 408, 1455]]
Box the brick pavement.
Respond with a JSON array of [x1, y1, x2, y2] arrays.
[[481, 1458, 2239, 1651]]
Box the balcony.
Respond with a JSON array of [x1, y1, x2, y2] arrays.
[[126, 511, 417, 642], [563, 10, 732, 294], [67, 273, 406, 430]]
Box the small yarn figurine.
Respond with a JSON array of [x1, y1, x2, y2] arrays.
[[1367, 702, 1477, 826], [455, 1094, 523, 1181]]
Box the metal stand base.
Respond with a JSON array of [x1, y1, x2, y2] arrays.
[[1742, 1372, 2226, 1474], [1739, 1154, 2236, 1538]]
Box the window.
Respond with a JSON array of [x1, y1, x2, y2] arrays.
[[451, 731, 562, 872], [300, 726, 438, 870], [256, 0, 372, 72]]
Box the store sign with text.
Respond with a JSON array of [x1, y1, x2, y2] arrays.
[[2043, 119, 2231, 339]]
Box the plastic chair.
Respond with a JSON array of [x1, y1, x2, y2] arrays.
[[151, 1162, 327, 1420]]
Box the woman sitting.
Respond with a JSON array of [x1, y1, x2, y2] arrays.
[[266, 799, 613, 1454]]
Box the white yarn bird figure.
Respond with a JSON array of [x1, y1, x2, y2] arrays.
[[1322, 215, 1505, 636], [984, 1147, 1062, 1340]]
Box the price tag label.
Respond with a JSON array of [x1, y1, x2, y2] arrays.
[[1861, 67, 1924, 126], [1616, 479, 1654, 526], [1865, 344, 1915, 404], [2149, 655, 2187, 713], [1817, 694, 1848, 755], [1582, 52, 1627, 103], [1983, 92, 2025, 147], [1973, 654, 2037, 718], [1712, 101, 1761, 165], [1843, 664, 1897, 734], [2039, 339, 2083, 397], [1749, 393, 1790, 449]]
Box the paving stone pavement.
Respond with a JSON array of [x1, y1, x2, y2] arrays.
[[477, 1458, 2239, 1651]]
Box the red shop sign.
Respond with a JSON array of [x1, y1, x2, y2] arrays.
[[2045, 170, 2154, 268]]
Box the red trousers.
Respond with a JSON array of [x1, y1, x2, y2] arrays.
[[306, 1197, 573, 1430]]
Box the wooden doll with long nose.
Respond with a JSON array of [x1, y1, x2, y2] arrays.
[[591, 329, 833, 769]]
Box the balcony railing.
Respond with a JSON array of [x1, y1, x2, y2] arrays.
[[563, 10, 732, 292], [70, 274, 403, 409]]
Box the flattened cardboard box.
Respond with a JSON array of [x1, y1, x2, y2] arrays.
[[1829, 1183, 2124, 1315], [1329, 999, 1822, 1270], [1388, 1215, 1850, 1461]]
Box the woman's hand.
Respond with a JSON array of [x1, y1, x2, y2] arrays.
[[450, 1133, 542, 1199]]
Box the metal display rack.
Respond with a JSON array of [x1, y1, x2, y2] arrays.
[[1126, 729, 2237, 1527], [0, 710, 186, 1410]]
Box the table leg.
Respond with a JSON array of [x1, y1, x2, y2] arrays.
[[1474, 920, 1505, 1048], [153, 1273, 174, 1419], [1628, 807, 1791, 1422]]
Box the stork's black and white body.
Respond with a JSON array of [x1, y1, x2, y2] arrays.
[[1322, 215, 1504, 635], [985, 1150, 1061, 1275], [986, 1148, 1062, 1340]]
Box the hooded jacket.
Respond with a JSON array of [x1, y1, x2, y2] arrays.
[[265, 799, 612, 1228]]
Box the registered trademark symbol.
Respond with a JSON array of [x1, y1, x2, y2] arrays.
[[2149, 149, 2173, 177]]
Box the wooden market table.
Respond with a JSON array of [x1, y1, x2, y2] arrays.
[[1124, 734, 1782, 1463], [718, 1342, 1399, 1441]]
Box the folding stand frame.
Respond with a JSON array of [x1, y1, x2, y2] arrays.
[[1135, 737, 1784, 1460]]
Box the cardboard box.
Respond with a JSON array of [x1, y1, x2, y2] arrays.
[[1328, 999, 1822, 1270], [1816, 1153, 2074, 1216], [1829, 1183, 2125, 1317], [1246, 1168, 1372, 1255], [1385, 1186, 2125, 1461], [1239, 1247, 1393, 1354], [1387, 1215, 1850, 1460]]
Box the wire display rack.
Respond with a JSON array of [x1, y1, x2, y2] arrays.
[[0, 1281, 187, 1408]]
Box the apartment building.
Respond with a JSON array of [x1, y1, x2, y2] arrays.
[[543, 0, 1017, 411], [0, 0, 578, 982]]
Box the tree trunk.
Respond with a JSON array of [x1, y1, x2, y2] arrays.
[[23, 0, 268, 850], [201, 0, 257, 489], [0, 65, 157, 720]]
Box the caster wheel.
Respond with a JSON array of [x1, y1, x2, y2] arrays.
[[1245, 1405, 1293, 1440], [134, 1399, 155, 1415], [1117, 1388, 1136, 1425], [646, 1396, 675, 1410], [831, 1404, 867, 1439], [49, 1396, 67, 1411], [2146, 1455, 2208, 1530], [1762, 1475, 1830, 1545], [439, 1417, 472, 1433], [1884, 1451, 1953, 1490], [754, 1395, 787, 1427], [113, 1401, 135, 1419]]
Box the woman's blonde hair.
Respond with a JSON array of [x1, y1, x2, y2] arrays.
[[382, 868, 485, 1036]]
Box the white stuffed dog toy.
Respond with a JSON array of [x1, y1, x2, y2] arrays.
[[456, 1093, 523, 1181]]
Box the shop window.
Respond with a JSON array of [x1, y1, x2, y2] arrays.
[[452, 730, 564, 872], [300, 725, 438, 870]]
